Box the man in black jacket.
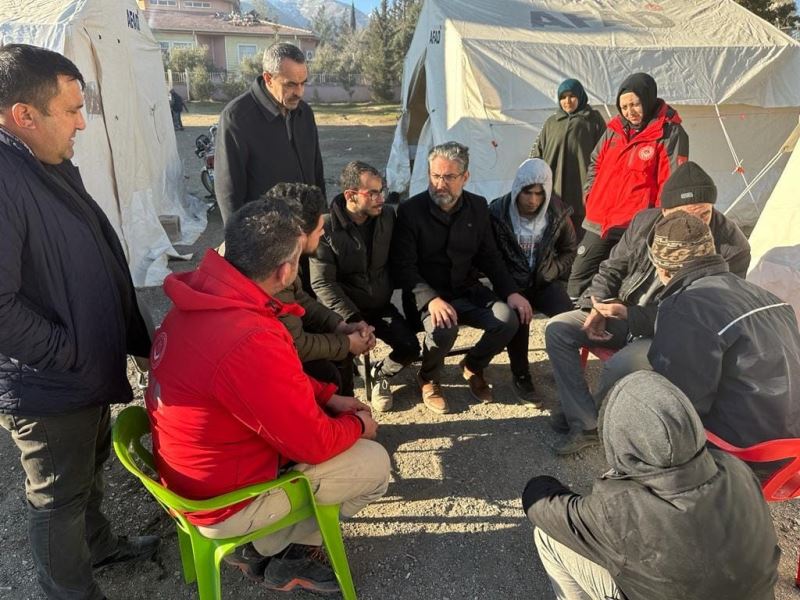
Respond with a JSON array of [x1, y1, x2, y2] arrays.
[[489, 158, 577, 405], [216, 42, 324, 225], [391, 142, 532, 414], [523, 371, 778, 600], [648, 213, 800, 449], [0, 45, 157, 600], [311, 161, 420, 412], [544, 162, 750, 455]]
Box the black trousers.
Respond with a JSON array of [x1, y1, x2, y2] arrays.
[[362, 304, 421, 378], [507, 281, 574, 377], [566, 228, 624, 299]]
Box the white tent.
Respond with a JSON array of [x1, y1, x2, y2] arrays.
[[747, 122, 800, 325], [387, 0, 800, 228], [0, 0, 207, 286]]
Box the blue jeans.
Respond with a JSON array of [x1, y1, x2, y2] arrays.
[[0, 405, 118, 600]]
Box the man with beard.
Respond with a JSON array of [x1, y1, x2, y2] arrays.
[[391, 142, 532, 414]]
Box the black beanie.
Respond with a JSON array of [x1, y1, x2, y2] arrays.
[[660, 161, 717, 209]]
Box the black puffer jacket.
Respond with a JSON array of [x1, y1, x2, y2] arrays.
[[579, 207, 750, 336], [391, 189, 518, 311], [488, 193, 576, 290], [310, 194, 395, 321], [524, 371, 779, 600], [649, 254, 800, 448], [0, 130, 151, 416]]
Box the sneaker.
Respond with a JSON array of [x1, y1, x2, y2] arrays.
[[512, 374, 538, 406], [417, 372, 449, 414], [549, 410, 570, 434], [553, 429, 599, 456], [459, 359, 493, 403], [370, 372, 393, 412], [92, 535, 160, 570], [223, 542, 269, 582], [263, 544, 339, 594]]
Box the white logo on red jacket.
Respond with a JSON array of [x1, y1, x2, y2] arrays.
[[151, 331, 167, 369], [638, 146, 655, 161]]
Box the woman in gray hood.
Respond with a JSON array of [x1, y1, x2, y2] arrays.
[[522, 371, 779, 600]]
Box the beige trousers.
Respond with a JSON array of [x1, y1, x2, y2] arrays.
[[197, 439, 391, 556]]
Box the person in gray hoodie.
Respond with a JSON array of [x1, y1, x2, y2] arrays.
[[489, 159, 577, 404], [522, 370, 779, 600]]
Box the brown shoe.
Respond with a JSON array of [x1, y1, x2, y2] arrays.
[[417, 372, 449, 414], [459, 359, 493, 403]]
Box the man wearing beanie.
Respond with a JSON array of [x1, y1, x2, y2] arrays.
[[544, 161, 750, 455], [648, 212, 800, 452], [522, 371, 779, 600]]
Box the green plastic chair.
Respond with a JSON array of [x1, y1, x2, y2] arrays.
[[112, 405, 357, 600]]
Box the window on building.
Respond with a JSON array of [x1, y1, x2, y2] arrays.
[[237, 44, 258, 64], [159, 41, 170, 60], [151, 0, 177, 5], [183, 1, 211, 7], [172, 42, 193, 50]]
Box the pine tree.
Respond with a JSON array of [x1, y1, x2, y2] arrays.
[[363, 0, 396, 101], [734, 0, 798, 29]]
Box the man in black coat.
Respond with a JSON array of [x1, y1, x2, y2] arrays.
[[215, 42, 324, 225], [544, 162, 750, 455], [648, 213, 800, 450], [311, 161, 420, 412], [523, 371, 779, 600], [0, 45, 157, 600], [489, 158, 577, 404], [391, 142, 532, 414]]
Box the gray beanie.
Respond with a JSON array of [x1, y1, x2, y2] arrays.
[[660, 161, 717, 209]]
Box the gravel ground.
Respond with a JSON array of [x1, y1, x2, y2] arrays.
[[1, 104, 798, 600]]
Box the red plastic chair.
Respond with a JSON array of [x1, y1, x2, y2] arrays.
[[579, 346, 618, 369], [705, 430, 800, 587]]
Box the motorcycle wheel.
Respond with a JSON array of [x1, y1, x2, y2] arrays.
[[201, 169, 214, 195]]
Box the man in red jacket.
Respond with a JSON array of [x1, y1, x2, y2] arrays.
[[146, 198, 389, 594]]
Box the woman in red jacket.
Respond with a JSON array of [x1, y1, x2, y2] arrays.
[[567, 72, 689, 299]]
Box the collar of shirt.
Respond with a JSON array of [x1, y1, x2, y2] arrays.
[[0, 124, 36, 158]]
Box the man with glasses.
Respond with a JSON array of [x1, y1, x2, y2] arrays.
[[392, 142, 532, 414], [311, 161, 420, 412], [489, 159, 577, 405], [216, 42, 324, 225]]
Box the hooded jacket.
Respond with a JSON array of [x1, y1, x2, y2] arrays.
[[146, 250, 362, 526], [0, 128, 150, 416], [523, 371, 779, 600], [649, 254, 800, 448], [579, 207, 750, 337], [310, 194, 396, 321], [529, 79, 606, 225], [584, 75, 689, 236], [215, 76, 325, 224], [488, 160, 577, 290]]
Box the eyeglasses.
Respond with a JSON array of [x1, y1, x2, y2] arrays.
[[430, 172, 464, 184], [351, 188, 385, 200]]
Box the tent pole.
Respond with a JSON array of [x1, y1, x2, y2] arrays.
[[714, 103, 758, 214]]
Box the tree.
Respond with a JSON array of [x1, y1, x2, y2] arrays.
[[363, 0, 395, 101], [167, 46, 212, 73], [734, 0, 798, 29]]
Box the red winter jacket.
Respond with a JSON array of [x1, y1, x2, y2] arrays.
[[584, 101, 688, 236], [145, 250, 362, 525]]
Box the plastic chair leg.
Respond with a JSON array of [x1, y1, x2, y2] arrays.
[[795, 548, 800, 588], [177, 528, 197, 584], [316, 503, 356, 600], [190, 537, 223, 600]]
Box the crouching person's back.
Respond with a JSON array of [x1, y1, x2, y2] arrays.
[[522, 371, 778, 600], [146, 197, 390, 594]]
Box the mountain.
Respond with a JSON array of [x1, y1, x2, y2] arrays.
[[240, 0, 369, 31]]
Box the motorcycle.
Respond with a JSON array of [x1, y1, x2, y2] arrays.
[[194, 123, 217, 197]]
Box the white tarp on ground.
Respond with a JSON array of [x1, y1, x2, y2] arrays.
[[387, 0, 800, 229], [747, 122, 800, 326], [0, 0, 207, 286]]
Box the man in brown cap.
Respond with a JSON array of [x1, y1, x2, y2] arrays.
[[648, 212, 800, 450], [544, 161, 750, 455]]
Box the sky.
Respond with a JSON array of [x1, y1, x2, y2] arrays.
[[352, 0, 381, 14]]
